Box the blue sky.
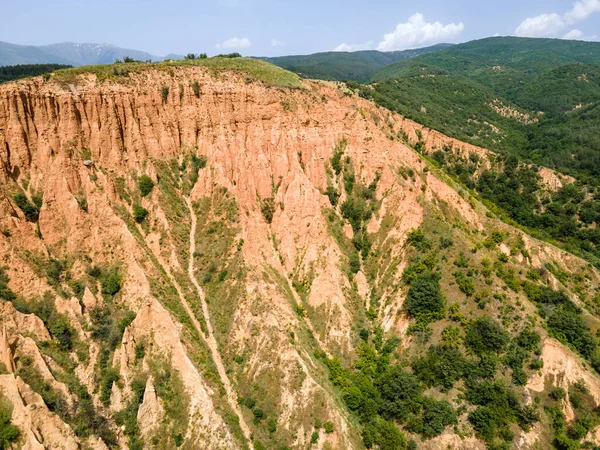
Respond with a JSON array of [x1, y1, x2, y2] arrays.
[[2, 0, 599, 56]]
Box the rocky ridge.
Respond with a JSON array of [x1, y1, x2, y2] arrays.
[[0, 62, 599, 449]]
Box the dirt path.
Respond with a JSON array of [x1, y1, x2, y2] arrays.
[[185, 197, 253, 444], [140, 199, 251, 447]]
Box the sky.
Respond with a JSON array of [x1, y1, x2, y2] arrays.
[[2, 0, 600, 57]]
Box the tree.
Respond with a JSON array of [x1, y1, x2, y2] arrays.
[[466, 317, 509, 354], [184, 53, 196, 60], [138, 175, 155, 197], [405, 272, 444, 322], [376, 366, 422, 421], [133, 205, 149, 223], [421, 398, 457, 438]]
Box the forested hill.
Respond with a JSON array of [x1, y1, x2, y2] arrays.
[[0, 64, 72, 83], [362, 37, 600, 178], [372, 36, 600, 80], [345, 36, 600, 269], [259, 43, 452, 81]]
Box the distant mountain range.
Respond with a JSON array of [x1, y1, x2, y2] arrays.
[[0, 40, 452, 78], [0, 41, 183, 66], [259, 43, 453, 81]]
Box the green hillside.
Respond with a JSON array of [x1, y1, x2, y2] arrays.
[[373, 36, 600, 81], [0, 64, 73, 83], [347, 36, 600, 268], [364, 37, 600, 178], [260, 44, 452, 81]]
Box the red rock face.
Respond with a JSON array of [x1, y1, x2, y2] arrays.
[[2, 66, 599, 449]]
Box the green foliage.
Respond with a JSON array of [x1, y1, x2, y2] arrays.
[[0, 63, 72, 84], [418, 398, 458, 438], [77, 197, 88, 211], [192, 81, 200, 97], [401, 253, 436, 284], [405, 272, 444, 323], [114, 376, 147, 450], [13, 192, 40, 221], [0, 267, 16, 302], [376, 366, 422, 421], [406, 228, 430, 252], [100, 266, 122, 298], [138, 175, 155, 197], [362, 418, 408, 450], [260, 197, 276, 224], [100, 367, 120, 405], [310, 431, 319, 444], [547, 304, 598, 359], [149, 356, 190, 448], [412, 345, 469, 391], [0, 398, 19, 450], [263, 43, 451, 82], [454, 270, 475, 296], [324, 421, 334, 433], [466, 317, 509, 355], [325, 185, 340, 206], [11, 293, 75, 351], [132, 204, 148, 223], [550, 387, 566, 401], [466, 379, 538, 444], [161, 86, 169, 103], [352, 37, 600, 268], [216, 52, 242, 58], [441, 326, 463, 349]]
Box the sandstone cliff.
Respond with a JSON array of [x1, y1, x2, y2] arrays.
[[0, 61, 599, 449]]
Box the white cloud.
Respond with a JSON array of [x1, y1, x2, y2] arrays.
[[376, 13, 464, 52], [563, 28, 584, 39], [565, 0, 600, 23], [333, 41, 375, 52], [515, 0, 600, 38], [514, 13, 565, 37], [271, 38, 284, 47], [562, 28, 599, 40], [216, 37, 251, 50]]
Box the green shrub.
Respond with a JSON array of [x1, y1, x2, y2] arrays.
[[133, 204, 148, 223], [100, 267, 122, 298], [454, 271, 475, 296], [349, 252, 361, 274], [191, 154, 207, 171], [413, 345, 468, 391], [261, 197, 276, 224], [376, 366, 422, 421], [310, 431, 319, 445], [0, 267, 16, 301], [362, 418, 407, 450], [466, 317, 509, 355], [100, 367, 120, 405], [324, 421, 334, 433], [77, 197, 88, 211], [192, 81, 200, 97], [0, 398, 20, 449], [161, 86, 169, 103], [13, 192, 39, 221], [325, 186, 340, 206], [138, 175, 154, 197], [405, 272, 444, 323], [420, 398, 457, 438], [407, 229, 430, 252], [547, 303, 597, 359], [550, 387, 566, 400]]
